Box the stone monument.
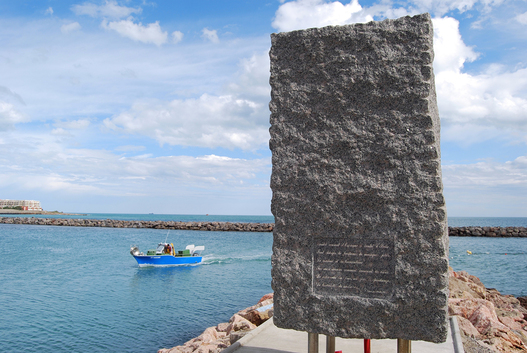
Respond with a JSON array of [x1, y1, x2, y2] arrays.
[[269, 13, 449, 343]]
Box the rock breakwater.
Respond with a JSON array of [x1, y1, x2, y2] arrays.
[[0, 217, 273, 232], [0, 217, 525, 236], [449, 226, 527, 237]]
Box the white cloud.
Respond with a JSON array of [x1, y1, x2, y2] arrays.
[[227, 52, 271, 99], [0, 18, 268, 128], [55, 118, 91, 130], [432, 17, 479, 74], [103, 51, 271, 151], [395, 0, 504, 16], [433, 17, 527, 136], [72, 0, 142, 19], [103, 94, 269, 150], [45, 7, 54, 16], [272, 0, 372, 32], [443, 156, 527, 188], [0, 102, 27, 131], [0, 131, 270, 200], [272, 0, 507, 32], [201, 28, 219, 43], [102, 19, 167, 46], [0, 86, 27, 130], [172, 30, 184, 44], [516, 12, 527, 25], [437, 66, 527, 128], [0, 86, 25, 105], [61, 22, 81, 34], [441, 123, 503, 146], [442, 156, 527, 216], [410, 0, 476, 15], [51, 127, 72, 136]]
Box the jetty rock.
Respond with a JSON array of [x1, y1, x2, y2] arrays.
[[0, 217, 274, 232], [449, 269, 527, 352], [158, 293, 274, 353], [448, 226, 527, 238]]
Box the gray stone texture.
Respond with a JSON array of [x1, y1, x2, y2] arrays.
[[269, 13, 449, 343]]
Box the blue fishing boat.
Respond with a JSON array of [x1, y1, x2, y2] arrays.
[[130, 242, 205, 266]]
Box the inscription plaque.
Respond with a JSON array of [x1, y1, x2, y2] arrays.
[[313, 237, 394, 298]]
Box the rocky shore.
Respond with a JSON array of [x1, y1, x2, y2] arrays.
[[0, 217, 273, 232], [157, 271, 527, 353], [0, 216, 526, 236], [158, 294, 274, 353], [449, 269, 527, 352]]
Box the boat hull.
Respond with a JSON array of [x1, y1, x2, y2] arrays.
[[133, 255, 203, 266]]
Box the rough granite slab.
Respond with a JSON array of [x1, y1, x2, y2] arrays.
[[269, 13, 449, 343]]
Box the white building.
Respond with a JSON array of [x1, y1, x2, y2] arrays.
[[0, 199, 43, 211]]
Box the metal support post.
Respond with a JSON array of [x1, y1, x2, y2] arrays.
[[364, 339, 371, 353], [397, 339, 411, 353], [308, 332, 319, 353], [326, 335, 335, 353]]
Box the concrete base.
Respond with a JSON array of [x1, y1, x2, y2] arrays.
[[224, 317, 464, 353]]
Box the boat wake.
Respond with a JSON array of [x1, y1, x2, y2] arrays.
[[201, 254, 271, 265]]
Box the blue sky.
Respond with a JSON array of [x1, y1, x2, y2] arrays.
[[0, 0, 526, 216]]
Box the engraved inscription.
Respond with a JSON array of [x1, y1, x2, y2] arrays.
[[313, 237, 394, 298]]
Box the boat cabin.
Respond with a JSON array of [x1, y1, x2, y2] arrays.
[[149, 243, 205, 257]]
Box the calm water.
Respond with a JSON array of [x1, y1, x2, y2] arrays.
[[448, 217, 527, 227], [0, 223, 272, 353], [449, 236, 527, 297], [1, 216, 526, 353]]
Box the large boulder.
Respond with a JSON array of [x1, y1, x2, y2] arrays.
[[229, 330, 250, 345], [449, 270, 487, 299], [235, 298, 274, 326], [258, 293, 274, 303], [226, 314, 257, 334]]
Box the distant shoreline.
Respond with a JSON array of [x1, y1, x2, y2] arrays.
[[0, 209, 87, 216]]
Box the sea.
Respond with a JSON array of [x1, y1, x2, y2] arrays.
[[1, 214, 526, 353]]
